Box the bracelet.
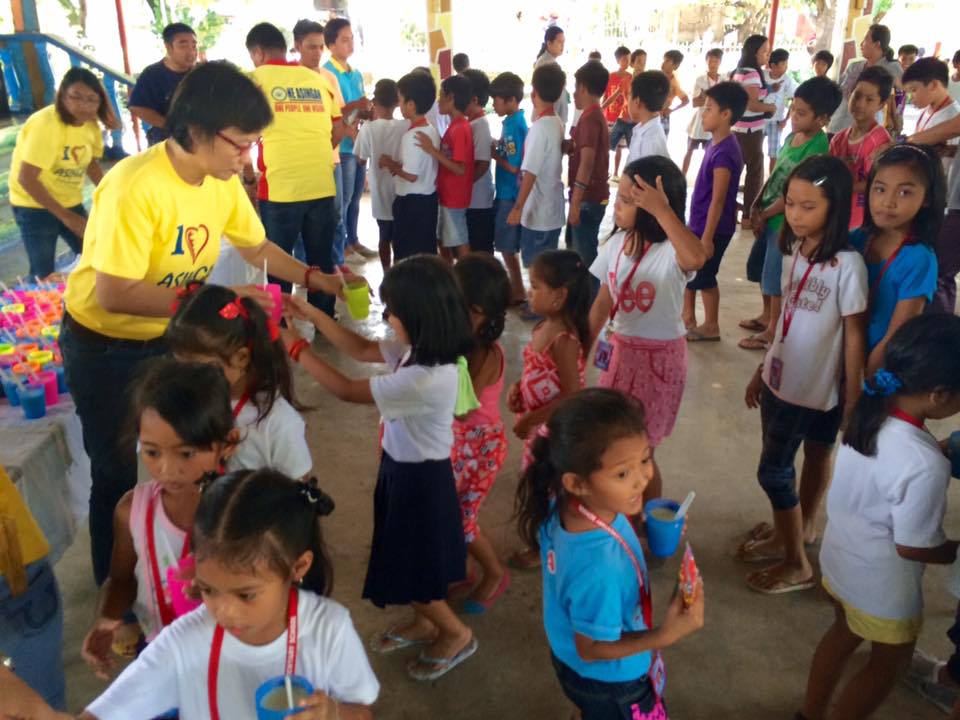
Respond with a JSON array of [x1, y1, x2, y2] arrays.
[[304, 265, 321, 291], [289, 338, 310, 363], [573, 180, 588, 191]]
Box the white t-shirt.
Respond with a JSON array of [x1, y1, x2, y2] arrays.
[[227, 395, 313, 480], [626, 117, 669, 164], [469, 115, 495, 209], [915, 99, 960, 176], [820, 419, 949, 619], [354, 118, 410, 220], [395, 123, 440, 197], [949, 77, 960, 105], [764, 71, 798, 122], [687, 74, 720, 140], [589, 230, 694, 341], [520, 114, 566, 231], [369, 341, 457, 462], [86, 589, 379, 720], [762, 247, 867, 411]]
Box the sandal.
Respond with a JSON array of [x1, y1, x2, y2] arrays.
[[369, 625, 435, 655], [738, 334, 770, 351], [748, 521, 819, 548], [463, 571, 511, 615], [686, 329, 721, 342], [745, 567, 816, 595], [735, 537, 784, 563], [407, 636, 479, 681], [738, 318, 767, 333]]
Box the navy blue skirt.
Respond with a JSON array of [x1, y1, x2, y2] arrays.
[[362, 452, 467, 608]]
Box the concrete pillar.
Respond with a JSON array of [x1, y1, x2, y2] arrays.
[[426, 0, 452, 81]]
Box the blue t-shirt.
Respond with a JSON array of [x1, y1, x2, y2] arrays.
[[324, 59, 365, 155], [494, 110, 528, 202], [540, 509, 652, 682], [129, 60, 189, 146], [688, 134, 744, 237], [849, 228, 938, 350]]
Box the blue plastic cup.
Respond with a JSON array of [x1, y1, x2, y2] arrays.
[[644, 499, 684, 557], [255, 675, 314, 719], [19, 383, 46, 420], [53, 364, 68, 394], [2, 378, 20, 406]]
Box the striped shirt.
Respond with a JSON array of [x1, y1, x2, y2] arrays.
[[732, 67, 767, 133]]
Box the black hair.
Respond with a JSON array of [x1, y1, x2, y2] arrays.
[[663, 49, 684, 67], [867, 24, 894, 62], [454, 253, 511, 349], [588, 51, 602, 61], [813, 49, 835, 70], [898, 44, 919, 58], [452, 52, 470, 73], [55, 67, 118, 128], [861, 143, 946, 246], [855, 64, 894, 102], [163, 22, 195, 45], [530, 250, 592, 351], [792, 75, 843, 118], [245, 22, 286, 53], [379, 255, 472, 366], [614, 46, 631, 60], [193, 470, 334, 596], [902, 57, 949, 87], [373, 78, 399, 108], [845, 315, 960, 456], [769, 48, 790, 66], [489, 71, 524, 103], [322, 17, 350, 47], [397, 71, 436, 115], [461, 69, 490, 108], [953, 49, 960, 66], [532, 62, 565, 104], [778, 155, 853, 262], [574, 60, 609, 98], [292, 19, 324, 44], [704, 80, 749, 124], [440, 74, 472, 112], [630, 70, 670, 113], [735, 34, 769, 91], [166, 61, 272, 152], [537, 26, 564, 61], [164, 283, 297, 422], [706, 48, 724, 60], [619, 157, 686, 247], [515, 389, 647, 550], [630, 49, 647, 64]]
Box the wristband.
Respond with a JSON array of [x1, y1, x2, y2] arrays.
[[289, 338, 310, 363], [304, 265, 321, 291], [574, 181, 588, 191]]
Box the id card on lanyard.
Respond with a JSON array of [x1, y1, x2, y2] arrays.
[[595, 239, 650, 372]]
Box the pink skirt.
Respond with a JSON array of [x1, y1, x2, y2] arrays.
[[598, 334, 687, 448]]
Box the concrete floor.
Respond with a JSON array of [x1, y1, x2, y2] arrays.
[[52, 202, 959, 720]]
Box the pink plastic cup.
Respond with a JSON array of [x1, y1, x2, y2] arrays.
[[264, 283, 282, 324], [35, 370, 58, 406], [167, 556, 202, 617]]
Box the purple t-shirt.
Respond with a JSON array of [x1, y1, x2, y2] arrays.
[[688, 134, 744, 236]]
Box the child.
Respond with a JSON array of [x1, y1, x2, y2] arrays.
[[898, 44, 920, 73], [741, 155, 868, 595], [902, 57, 960, 175], [507, 63, 566, 276], [568, 60, 611, 269], [659, 49, 689, 137], [739, 76, 843, 352], [462, 69, 496, 254], [515, 389, 704, 718], [380, 70, 440, 260], [416, 75, 475, 261], [631, 49, 648, 74], [682, 48, 724, 176], [951, 50, 960, 103], [683, 81, 748, 342], [166, 283, 312, 482], [799, 315, 960, 720], [848, 143, 943, 374], [354, 78, 409, 272], [603, 46, 632, 127], [451, 254, 512, 613], [625, 71, 671, 164], [81, 469, 378, 719], [589, 157, 707, 503], [280, 256, 478, 681], [812, 50, 834, 78], [764, 48, 798, 175], [81, 358, 236, 675], [829, 65, 894, 230], [490, 71, 529, 304]]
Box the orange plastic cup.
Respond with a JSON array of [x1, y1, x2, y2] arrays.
[[11, 361, 41, 376], [16, 343, 39, 355]]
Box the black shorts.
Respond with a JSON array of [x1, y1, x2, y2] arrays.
[[686, 233, 733, 291], [376, 219, 394, 249], [466, 207, 495, 253], [552, 654, 663, 719], [392, 193, 438, 260], [687, 137, 710, 152]]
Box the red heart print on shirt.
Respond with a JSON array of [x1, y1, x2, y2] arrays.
[[185, 225, 210, 263]]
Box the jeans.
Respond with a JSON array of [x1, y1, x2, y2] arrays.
[[609, 120, 636, 150], [260, 197, 337, 316], [332, 162, 347, 265], [571, 201, 606, 269], [760, 225, 784, 297], [12, 204, 86, 279], [735, 130, 766, 220], [746, 230, 767, 284], [340, 153, 366, 248], [520, 226, 561, 267], [551, 654, 663, 720]]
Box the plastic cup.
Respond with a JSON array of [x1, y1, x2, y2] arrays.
[[343, 282, 370, 321], [1, 303, 25, 315], [265, 283, 283, 324], [644, 499, 685, 558], [19, 383, 46, 419], [1, 378, 20, 406], [52, 363, 68, 394], [41, 325, 60, 340], [28, 350, 53, 366], [255, 675, 314, 719], [16, 343, 39, 356], [35, 370, 58, 406], [166, 556, 202, 617], [12, 361, 40, 377]]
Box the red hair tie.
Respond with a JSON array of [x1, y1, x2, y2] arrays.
[[170, 281, 204, 315], [218, 298, 250, 321], [265, 318, 281, 342]]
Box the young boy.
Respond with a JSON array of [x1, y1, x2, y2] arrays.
[[683, 48, 723, 176], [354, 79, 409, 272], [567, 60, 611, 270], [507, 63, 566, 277], [683, 81, 748, 342], [462, 68, 496, 254], [380, 71, 440, 260], [660, 49, 689, 136], [898, 44, 919, 73], [625, 70, 670, 164], [903, 57, 960, 174], [631, 49, 647, 73], [416, 75, 475, 261], [603, 46, 631, 126], [765, 48, 798, 174], [812, 50, 834, 78], [490, 71, 528, 304], [829, 65, 894, 230], [739, 76, 844, 351], [605, 48, 643, 180]]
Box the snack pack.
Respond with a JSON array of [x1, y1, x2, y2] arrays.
[[678, 542, 699, 608]]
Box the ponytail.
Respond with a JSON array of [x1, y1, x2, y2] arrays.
[[531, 249, 593, 351], [453, 254, 511, 350], [536, 26, 564, 63], [515, 432, 559, 550], [536, 42, 548, 61], [843, 377, 897, 456]]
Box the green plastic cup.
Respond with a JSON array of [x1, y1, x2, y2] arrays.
[[344, 282, 370, 321]]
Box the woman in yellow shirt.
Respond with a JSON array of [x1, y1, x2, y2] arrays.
[[8, 68, 118, 279]]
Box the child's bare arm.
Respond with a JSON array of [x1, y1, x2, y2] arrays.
[[897, 539, 959, 564], [841, 313, 867, 420], [700, 166, 733, 257], [507, 172, 537, 225], [415, 132, 466, 175]]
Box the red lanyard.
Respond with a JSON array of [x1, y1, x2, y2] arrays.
[[536, 107, 556, 120], [864, 235, 910, 306], [780, 250, 817, 341], [409, 117, 429, 129], [232, 389, 250, 420], [208, 586, 299, 720], [145, 494, 191, 628], [917, 96, 953, 133], [890, 407, 925, 429], [609, 237, 651, 323]]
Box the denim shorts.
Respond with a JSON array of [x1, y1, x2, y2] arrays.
[[438, 205, 469, 248], [765, 119, 784, 158], [494, 199, 521, 254], [609, 119, 636, 151], [520, 226, 561, 267], [760, 225, 784, 297], [552, 654, 664, 720]]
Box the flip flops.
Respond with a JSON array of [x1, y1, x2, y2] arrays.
[[463, 571, 511, 615], [407, 636, 479, 682], [738, 334, 770, 351], [369, 625, 435, 655], [738, 318, 767, 332], [735, 537, 784, 563], [745, 567, 816, 595], [686, 329, 721, 342]]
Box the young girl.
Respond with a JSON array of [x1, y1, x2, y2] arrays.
[[741, 155, 868, 595], [81, 358, 236, 676], [848, 143, 944, 376], [516, 389, 704, 718], [280, 255, 478, 681], [452, 254, 513, 613], [589, 157, 706, 503], [166, 283, 313, 481], [799, 314, 960, 720]]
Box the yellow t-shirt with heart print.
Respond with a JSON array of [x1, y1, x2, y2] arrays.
[[8, 104, 104, 209], [64, 142, 266, 341]]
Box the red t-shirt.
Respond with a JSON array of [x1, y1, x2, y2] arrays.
[[569, 105, 610, 204], [437, 115, 475, 209], [603, 70, 630, 123]]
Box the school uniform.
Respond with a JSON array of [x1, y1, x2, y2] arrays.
[[227, 394, 313, 480], [354, 118, 410, 255], [520, 113, 565, 267], [625, 116, 669, 165], [392, 122, 441, 260]]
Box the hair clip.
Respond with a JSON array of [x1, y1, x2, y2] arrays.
[[812, 176, 828, 187], [300, 479, 336, 517], [170, 281, 204, 314], [196, 470, 220, 493], [219, 298, 250, 321], [862, 368, 902, 397]]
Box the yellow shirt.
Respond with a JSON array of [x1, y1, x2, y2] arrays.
[[251, 62, 339, 202], [0, 466, 49, 582], [64, 142, 266, 340], [8, 104, 103, 209]]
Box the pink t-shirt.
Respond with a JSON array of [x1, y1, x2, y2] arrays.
[[830, 124, 891, 230]]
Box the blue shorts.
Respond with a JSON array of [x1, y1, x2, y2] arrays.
[[609, 119, 636, 150], [520, 226, 561, 268], [760, 224, 784, 297], [438, 206, 469, 248], [765, 120, 784, 158], [494, 199, 521, 254]]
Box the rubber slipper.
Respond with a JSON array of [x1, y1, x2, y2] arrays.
[[463, 571, 511, 615], [448, 572, 477, 596], [745, 568, 816, 595], [748, 521, 819, 548], [408, 636, 479, 682], [738, 334, 770, 351], [686, 330, 721, 342], [738, 318, 767, 332], [735, 538, 784, 563], [369, 625, 434, 655]]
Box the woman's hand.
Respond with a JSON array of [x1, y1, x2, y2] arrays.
[[745, 367, 763, 409], [230, 284, 275, 314], [628, 175, 672, 219], [282, 293, 317, 323], [279, 321, 304, 353], [81, 618, 122, 679], [339, 268, 371, 298], [660, 579, 705, 646]]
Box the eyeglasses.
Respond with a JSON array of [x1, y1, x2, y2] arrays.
[[66, 93, 100, 106], [216, 130, 259, 154]]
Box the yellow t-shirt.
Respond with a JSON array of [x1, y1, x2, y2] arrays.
[[251, 62, 339, 202], [64, 142, 266, 341], [0, 466, 49, 580], [8, 104, 103, 209]]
